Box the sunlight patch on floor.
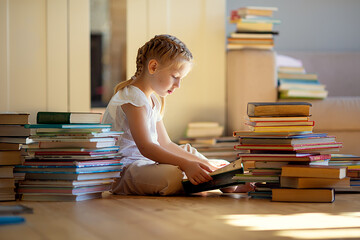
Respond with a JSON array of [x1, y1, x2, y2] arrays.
[[277, 228, 360, 239], [219, 212, 360, 239]]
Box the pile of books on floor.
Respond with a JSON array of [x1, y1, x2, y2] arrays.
[[228, 6, 280, 50], [232, 102, 344, 202], [180, 122, 239, 161], [14, 112, 123, 202], [0, 113, 31, 201], [277, 65, 328, 100], [329, 154, 360, 192]]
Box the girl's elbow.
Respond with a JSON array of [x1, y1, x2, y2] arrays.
[[137, 143, 155, 158]]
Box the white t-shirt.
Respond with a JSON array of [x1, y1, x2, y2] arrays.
[[102, 85, 163, 166]]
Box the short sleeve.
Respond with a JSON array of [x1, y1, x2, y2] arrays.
[[112, 85, 150, 108]]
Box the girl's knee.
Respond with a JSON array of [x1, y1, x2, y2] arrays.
[[113, 162, 184, 195]]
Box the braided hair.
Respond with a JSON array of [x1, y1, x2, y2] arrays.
[[113, 35, 193, 113]]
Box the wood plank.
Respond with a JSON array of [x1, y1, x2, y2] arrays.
[[1, 192, 360, 239]]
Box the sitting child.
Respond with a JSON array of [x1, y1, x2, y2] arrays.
[[102, 34, 253, 195]]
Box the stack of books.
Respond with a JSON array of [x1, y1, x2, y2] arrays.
[[179, 136, 240, 162], [232, 102, 343, 201], [329, 154, 360, 192], [0, 113, 30, 201], [228, 6, 280, 50], [185, 122, 224, 138], [277, 70, 328, 100], [14, 112, 124, 202], [273, 165, 348, 203], [182, 122, 241, 161]]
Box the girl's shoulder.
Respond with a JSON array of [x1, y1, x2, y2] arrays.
[[111, 85, 150, 108]]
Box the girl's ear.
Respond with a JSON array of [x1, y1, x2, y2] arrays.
[[148, 59, 158, 74]]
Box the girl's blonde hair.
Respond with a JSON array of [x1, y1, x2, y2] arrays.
[[113, 34, 193, 114]]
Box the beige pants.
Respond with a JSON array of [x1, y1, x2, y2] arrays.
[[111, 144, 227, 196]]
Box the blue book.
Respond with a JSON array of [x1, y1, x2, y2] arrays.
[[0, 216, 25, 225], [279, 79, 320, 85]]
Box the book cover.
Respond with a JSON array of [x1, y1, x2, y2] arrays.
[[0, 216, 25, 225], [0, 125, 30, 137], [278, 72, 318, 80], [14, 164, 123, 174], [272, 188, 335, 203], [182, 159, 244, 193], [18, 184, 111, 194], [19, 178, 115, 187], [232, 174, 280, 182], [280, 176, 351, 189], [245, 120, 315, 127], [235, 142, 342, 151], [26, 140, 116, 149], [238, 153, 331, 162], [0, 142, 22, 151], [182, 168, 244, 194], [21, 192, 102, 201], [0, 151, 22, 165], [239, 136, 335, 145], [281, 165, 347, 179], [247, 102, 312, 117], [0, 112, 29, 125], [247, 125, 314, 133], [23, 171, 121, 180], [25, 124, 112, 129], [37, 112, 102, 124]]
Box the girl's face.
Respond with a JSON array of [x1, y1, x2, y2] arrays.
[[150, 60, 192, 97]]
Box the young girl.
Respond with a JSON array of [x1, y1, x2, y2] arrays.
[[102, 34, 252, 195]]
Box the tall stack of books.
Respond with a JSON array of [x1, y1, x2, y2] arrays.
[[0, 113, 30, 201], [232, 102, 343, 201], [277, 69, 328, 100], [180, 122, 240, 161], [228, 6, 280, 50], [329, 154, 360, 192], [14, 112, 123, 202], [179, 136, 240, 162]]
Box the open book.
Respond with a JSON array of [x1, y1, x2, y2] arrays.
[[182, 159, 244, 194]]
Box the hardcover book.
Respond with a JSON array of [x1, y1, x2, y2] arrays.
[[281, 165, 347, 179], [0, 113, 29, 125], [37, 112, 102, 124], [272, 188, 335, 203], [247, 102, 312, 117], [182, 159, 243, 194]]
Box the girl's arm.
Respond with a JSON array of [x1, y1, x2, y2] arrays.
[[122, 103, 213, 185], [156, 120, 218, 171]]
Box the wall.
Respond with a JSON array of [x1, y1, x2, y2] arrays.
[[0, 0, 90, 123], [127, 0, 226, 141], [226, 0, 360, 52]]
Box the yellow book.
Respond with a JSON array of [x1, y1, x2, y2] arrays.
[[281, 165, 347, 179], [236, 22, 273, 32], [280, 176, 351, 189], [272, 188, 335, 203], [248, 125, 313, 132], [247, 102, 312, 117]]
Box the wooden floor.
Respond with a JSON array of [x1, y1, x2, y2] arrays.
[[1, 191, 360, 240]]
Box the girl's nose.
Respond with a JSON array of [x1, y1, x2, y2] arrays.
[[174, 79, 180, 88]]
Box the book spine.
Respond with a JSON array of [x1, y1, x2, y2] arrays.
[[37, 112, 71, 124]]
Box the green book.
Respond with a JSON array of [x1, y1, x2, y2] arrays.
[[37, 112, 102, 124]]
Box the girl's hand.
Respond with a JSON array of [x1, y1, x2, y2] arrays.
[[181, 160, 213, 185]]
